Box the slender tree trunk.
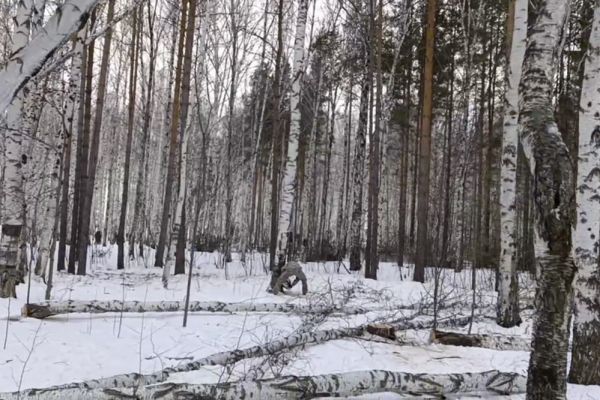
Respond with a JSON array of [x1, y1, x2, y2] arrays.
[[397, 31, 412, 269], [349, 26, 372, 272], [268, 0, 284, 275], [335, 85, 352, 260], [57, 29, 86, 272], [518, 0, 576, 397], [117, 9, 140, 270], [130, 4, 155, 259], [167, 0, 196, 281], [365, 0, 382, 280], [413, 0, 437, 283], [69, 28, 95, 275], [155, 0, 187, 269], [568, 0, 600, 385], [77, 0, 116, 275], [272, 0, 308, 284], [497, 0, 526, 328], [439, 60, 454, 268]]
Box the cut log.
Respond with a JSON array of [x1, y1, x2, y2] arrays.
[[366, 323, 396, 340], [5, 315, 475, 395], [22, 300, 376, 319], [432, 330, 530, 352], [0, 370, 526, 399]]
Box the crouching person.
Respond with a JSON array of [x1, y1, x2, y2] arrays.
[[273, 261, 308, 295]]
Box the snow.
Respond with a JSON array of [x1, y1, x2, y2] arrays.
[[0, 246, 598, 399]]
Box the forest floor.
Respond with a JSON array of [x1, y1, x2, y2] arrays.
[[0, 246, 598, 399]]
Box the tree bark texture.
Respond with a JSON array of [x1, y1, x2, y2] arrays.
[[0, 370, 526, 400], [568, 0, 600, 385], [517, 0, 576, 398], [497, 0, 527, 328]]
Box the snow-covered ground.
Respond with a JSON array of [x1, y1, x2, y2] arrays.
[[0, 245, 598, 399]]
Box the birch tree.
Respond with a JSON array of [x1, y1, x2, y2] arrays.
[[496, 0, 527, 328], [569, 0, 600, 384], [270, 0, 309, 287], [0, 0, 35, 297], [0, 1, 101, 113], [349, 7, 372, 272], [268, 0, 284, 274], [517, 0, 576, 397]]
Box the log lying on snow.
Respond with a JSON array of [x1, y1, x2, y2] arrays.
[[432, 330, 531, 352], [22, 300, 374, 319], [0, 370, 526, 399], [4, 315, 475, 397]]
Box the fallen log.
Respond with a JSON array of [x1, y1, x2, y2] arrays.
[[3, 314, 475, 397], [0, 370, 526, 399], [21, 300, 374, 319], [432, 330, 530, 352], [366, 323, 397, 340]]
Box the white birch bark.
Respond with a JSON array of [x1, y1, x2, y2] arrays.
[[496, 0, 527, 328], [569, 0, 600, 385], [274, 0, 309, 272], [22, 300, 378, 318], [0, 0, 35, 298], [516, 0, 576, 397], [0, 0, 100, 113], [0, 370, 526, 399], [21, 296, 478, 318]]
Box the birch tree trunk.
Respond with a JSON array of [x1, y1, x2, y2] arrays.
[[365, 0, 382, 280], [22, 300, 377, 318], [0, 0, 34, 298], [496, 0, 527, 328], [517, 0, 576, 397], [349, 39, 371, 272], [223, 0, 240, 264], [271, 0, 309, 287], [568, 0, 600, 385], [0, 0, 100, 113], [268, 0, 284, 274], [2, 370, 526, 399]]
